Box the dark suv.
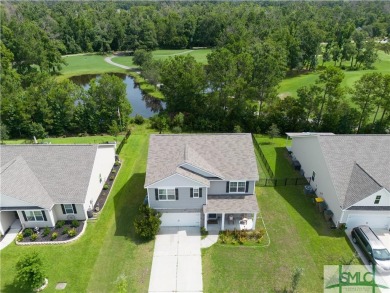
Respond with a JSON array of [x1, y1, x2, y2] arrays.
[[351, 225, 390, 273]]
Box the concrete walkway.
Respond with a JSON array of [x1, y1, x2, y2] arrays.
[[0, 219, 21, 251], [149, 227, 202, 292], [104, 56, 132, 70], [200, 231, 219, 249]]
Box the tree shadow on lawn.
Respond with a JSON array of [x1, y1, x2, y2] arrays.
[[2, 281, 31, 293], [113, 172, 150, 244]]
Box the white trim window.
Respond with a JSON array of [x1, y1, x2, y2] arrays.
[[159, 188, 176, 201], [229, 181, 246, 193], [64, 204, 75, 214], [26, 210, 44, 221], [193, 188, 199, 198]]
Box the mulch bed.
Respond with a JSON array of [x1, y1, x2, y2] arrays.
[[18, 220, 85, 243], [94, 161, 121, 212]]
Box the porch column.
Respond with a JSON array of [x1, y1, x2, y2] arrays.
[[221, 213, 225, 231], [204, 213, 208, 231], [253, 213, 257, 230]]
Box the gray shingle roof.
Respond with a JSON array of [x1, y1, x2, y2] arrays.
[[1, 145, 99, 208], [203, 194, 259, 213], [317, 135, 390, 208], [145, 134, 259, 187]]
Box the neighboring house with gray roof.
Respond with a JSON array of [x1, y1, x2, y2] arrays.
[[0, 144, 116, 235], [144, 134, 260, 231], [291, 134, 390, 229]]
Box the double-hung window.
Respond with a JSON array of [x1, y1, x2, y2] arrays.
[[193, 188, 199, 198], [26, 211, 44, 221], [63, 204, 75, 214], [229, 181, 246, 193], [159, 188, 175, 201], [374, 195, 381, 204]]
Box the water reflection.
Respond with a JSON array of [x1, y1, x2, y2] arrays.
[[69, 73, 165, 117]]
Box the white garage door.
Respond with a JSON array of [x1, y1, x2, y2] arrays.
[[160, 213, 200, 227], [346, 214, 390, 229]]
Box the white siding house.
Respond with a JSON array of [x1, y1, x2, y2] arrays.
[[291, 134, 390, 229], [0, 144, 116, 234]]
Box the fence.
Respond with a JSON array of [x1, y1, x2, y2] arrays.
[[256, 177, 311, 187], [252, 134, 311, 187], [252, 135, 274, 178], [116, 129, 131, 155]]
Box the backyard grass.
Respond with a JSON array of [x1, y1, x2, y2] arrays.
[[202, 135, 359, 293], [0, 125, 157, 293], [278, 50, 390, 98]]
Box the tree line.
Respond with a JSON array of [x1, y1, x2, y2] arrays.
[[1, 1, 390, 139], [1, 1, 389, 75], [0, 45, 131, 139], [154, 53, 390, 135]]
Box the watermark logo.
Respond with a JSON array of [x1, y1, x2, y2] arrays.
[[324, 265, 389, 292]]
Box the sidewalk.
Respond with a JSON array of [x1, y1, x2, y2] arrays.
[[0, 219, 22, 251]]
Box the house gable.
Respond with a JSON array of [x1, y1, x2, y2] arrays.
[[349, 188, 390, 208], [0, 194, 39, 208], [147, 173, 208, 188]]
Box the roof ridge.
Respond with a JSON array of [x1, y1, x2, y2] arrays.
[[354, 162, 382, 188]]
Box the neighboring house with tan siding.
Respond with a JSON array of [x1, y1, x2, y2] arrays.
[[144, 134, 259, 231], [0, 144, 115, 235], [290, 134, 390, 229]]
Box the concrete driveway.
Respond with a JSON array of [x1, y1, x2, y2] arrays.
[[149, 227, 202, 293], [347, 228, 390, 292]]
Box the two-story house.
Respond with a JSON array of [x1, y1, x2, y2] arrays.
[[144, 134, 259, 231]]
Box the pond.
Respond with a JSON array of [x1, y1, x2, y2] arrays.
[[69, 73, 165, 118]]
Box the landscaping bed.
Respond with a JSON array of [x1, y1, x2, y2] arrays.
[[17, 220, 85, 243], [94, 160, 121, 212], [218, 229, 265, 246]]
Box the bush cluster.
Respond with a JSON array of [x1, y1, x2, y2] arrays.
[[218, 229, 265, 245]]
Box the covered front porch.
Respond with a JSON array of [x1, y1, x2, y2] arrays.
[[203, 194, 259, 231]]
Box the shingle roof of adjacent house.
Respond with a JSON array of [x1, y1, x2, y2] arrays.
[[317, 135, 390, 209], [145, 134, 259, 187], [1, 145, 99, 209]]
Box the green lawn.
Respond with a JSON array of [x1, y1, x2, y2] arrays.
[[0, 125, 156, 293], [111, 48, 212, 68], [59, 54, 126, 80], [253, 134, 298, 178], [278, 50, 390, 98], [203, 135, 359, 293]]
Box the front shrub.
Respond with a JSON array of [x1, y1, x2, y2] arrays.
[[62, 227, 69, 235], [16, 233, 24, 242], [134, 114, 145, 125], [114, 160, 120, 166], [51, 232, 58, 240], [200, 227, 208, 237], [23, 228, 33, 237], [134, 205, 161, 240], [42, 227, 50, 237], [67, 228, 77, 237], [56, 220, 65, 229], [71, 220, 80, 228], [109, 175, 115, 181], [112, 169, 117, 174], [30, 233, 38, 241], [103, 184, 109, 190]]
